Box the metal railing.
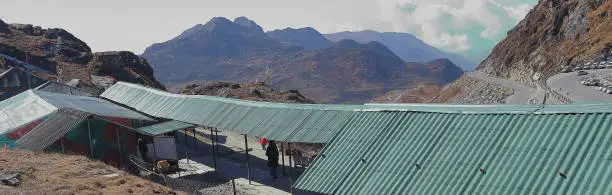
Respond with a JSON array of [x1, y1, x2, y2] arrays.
[[536, 80, 574, 104]]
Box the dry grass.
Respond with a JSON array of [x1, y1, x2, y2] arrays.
[[430, 86, 462, 103], [0, 149, 184, 195]]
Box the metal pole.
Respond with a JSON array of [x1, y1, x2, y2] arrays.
[[116, 125, 123, 168], [211, 127, 217, 172], [152, 137, 158, 164], [214, 128, 220, 157], [281, 142, 286, 176], [244, 134, 251, 184], [288, 143, 293, 194], [87, 119, 94, 159], [184, 129, 189, 165]]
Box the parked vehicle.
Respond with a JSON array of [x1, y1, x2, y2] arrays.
[[606, 87, 612, 94], [598, 62, 607, 69], [577, 70, 588, 76], [582, 78, 600, 86]]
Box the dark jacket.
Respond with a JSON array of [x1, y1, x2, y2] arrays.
[[266, 142, 279, 167]]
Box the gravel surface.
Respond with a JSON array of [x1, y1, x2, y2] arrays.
[[444, 75, 513, 104]]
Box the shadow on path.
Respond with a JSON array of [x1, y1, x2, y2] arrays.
[[174, 131, 320, 195]]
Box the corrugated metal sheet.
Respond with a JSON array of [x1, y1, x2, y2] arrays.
[[15, 108, 90, 151], [101, 82, 357, 143], [33, 90, 151, 120], [0, 89, 152, 135], [36, 81, 98, 96], [136, 120, 193, 136], [295, 112, 612, 194]]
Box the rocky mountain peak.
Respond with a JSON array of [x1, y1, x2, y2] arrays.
[[0, 19, 164, 90], [233, 16, 264, 33], [266, 27, 331, 50]]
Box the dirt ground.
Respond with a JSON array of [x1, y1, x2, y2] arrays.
[[0, 149, 184, 195]]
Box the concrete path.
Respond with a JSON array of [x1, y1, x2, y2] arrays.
[[171, 129, 314, 195], [467, 72, 536, 104], [547, 69, 612, 103]]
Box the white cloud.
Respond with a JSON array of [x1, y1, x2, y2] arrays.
[[504, 3, 532, 22], [373, 0, 535, 52]]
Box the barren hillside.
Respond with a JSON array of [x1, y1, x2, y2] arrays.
[[0, 150, 182, 195]]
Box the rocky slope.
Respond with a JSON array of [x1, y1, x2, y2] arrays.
[[266, 27, 331, 50], [179, 81, 316, 103], [478, 0, 612, 85], [324, 30, 476, 71], [0, 19, 164, 90], [143, 17, 464, 103]]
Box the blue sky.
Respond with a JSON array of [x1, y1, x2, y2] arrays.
[[1, 0, 536, 56]]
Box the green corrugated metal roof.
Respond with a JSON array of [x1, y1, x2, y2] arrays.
[[102, 82, 612, 144], [0, 89, 153, 135], [101, 82, 357, 143], [136, 120, 194, 136], [102, 82, 612, 194], [295, 112, 612, 194]]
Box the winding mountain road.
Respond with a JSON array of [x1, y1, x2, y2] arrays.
[[467, 72, 536, 104], [547, 69, 612, 103]]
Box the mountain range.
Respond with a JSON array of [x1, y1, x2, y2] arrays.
[[143, 17, 464, 103], [324, 30, 477, 71]]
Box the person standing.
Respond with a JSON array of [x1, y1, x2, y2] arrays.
[[259, 137, 268, 150], [266, 140, 279, 180]]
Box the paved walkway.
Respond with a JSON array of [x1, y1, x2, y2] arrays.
[[172, 129, 314, 195]]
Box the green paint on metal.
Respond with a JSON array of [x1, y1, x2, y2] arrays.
[[136, 120, 193, 136], [101, 82, 359, 143], [295, 112, 612, 194]]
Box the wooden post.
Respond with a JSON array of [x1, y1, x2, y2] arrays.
[[116, 125, 123, 168], [289, 142, 293, 194], [281, 142, 286, 176], [193, 128, 197, 150], [232, 179, 237, 195], [60, 137, 65, 154], [87, 119, 94, 159], [244, 134, 251, 184]]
